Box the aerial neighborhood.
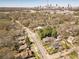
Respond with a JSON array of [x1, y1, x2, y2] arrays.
[[0, 0, 79, 59]]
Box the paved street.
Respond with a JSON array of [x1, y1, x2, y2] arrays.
[[15, 21, 49, 59]]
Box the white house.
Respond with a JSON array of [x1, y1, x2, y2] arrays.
[[67, 36, 75, 44]]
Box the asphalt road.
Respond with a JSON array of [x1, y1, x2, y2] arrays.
[[27, 28, 49, 59], [15, 21, 49, 59]]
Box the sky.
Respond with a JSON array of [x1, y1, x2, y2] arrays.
[[0, 0, 79, 7]]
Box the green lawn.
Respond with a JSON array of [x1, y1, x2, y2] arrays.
[[69, 51, 78, 59], [0, 19, 10, 25], [44, 43, 58, 55], [0, 19, 11, 31]]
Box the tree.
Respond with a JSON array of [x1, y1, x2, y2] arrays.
[[38, 26, 57, 39]]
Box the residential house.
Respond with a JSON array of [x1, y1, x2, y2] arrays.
[[43, 37, 56, 43]]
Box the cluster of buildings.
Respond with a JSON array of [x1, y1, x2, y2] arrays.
[[14, 30, 34, 59]]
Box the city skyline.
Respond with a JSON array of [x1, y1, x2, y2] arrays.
[[0, 0, 79, 7]]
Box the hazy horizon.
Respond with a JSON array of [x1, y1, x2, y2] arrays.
[[0, 0, 79, 7]]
